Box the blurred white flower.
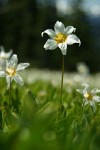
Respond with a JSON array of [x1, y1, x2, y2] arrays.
[[77, 83, 100, 111], [0, 54, 30, 89], [41, 21, 81, 55], [76, 62, 90, 75]]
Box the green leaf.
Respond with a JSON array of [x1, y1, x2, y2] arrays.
[[2, 108, 19, 132], [22, 90, 37, 120]]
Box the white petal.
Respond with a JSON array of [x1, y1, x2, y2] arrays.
[[54, 21, 65, 34], [93, 96, 100, 102], [0, 46, 5, 52], [0, 46, 13, 59], [0, 47, 5, 57], [82, 83, 90, 92], [7, 54, 18, 69], [14, 74, 24, 86], [6, 75, 11, 89], [76, 89, 84, 94], [44, 39, 58, 50], [58, 43, 67, 55], [90, 101, 96, 112], [0, 59, 6, 70], [66, 34, 81, 46], [6, 50, 13, 59], [41, 29, 56, 38], [17, 63, 30, 72], [84, 100, 89, 106], [65, 26, 76, 35], [82, 83, 89, 88], [91, 89, 100, 94], [0, 71, 6, 77]]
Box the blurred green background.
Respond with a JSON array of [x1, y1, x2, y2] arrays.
[[0, 0, 100, 72]]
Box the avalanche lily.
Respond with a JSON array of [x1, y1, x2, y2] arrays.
[[77, 83, 100, 111], [42, 21, 81, 117], [0, 54, 30, 89], [41, 21, 81, 55]]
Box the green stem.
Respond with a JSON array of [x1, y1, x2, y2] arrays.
[[9, 78, 12, 108], [56, 55, 64, 122], [60, 55, 64, 106]]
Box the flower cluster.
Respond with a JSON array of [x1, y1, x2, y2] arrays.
[[0, 47, 30, 89]]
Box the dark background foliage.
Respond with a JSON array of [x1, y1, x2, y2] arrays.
[[0, 0, 100, 72]]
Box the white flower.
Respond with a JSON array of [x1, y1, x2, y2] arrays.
[[41, 21, 81, 55], [0, 54, 30, 89], [0, 46, 13, 59], [77, 83, 100, 111]]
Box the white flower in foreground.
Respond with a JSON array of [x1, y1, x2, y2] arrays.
[[41, 21, 81, 55], [77, 83, 100, 111], [0, 46, 13, 59], [0, 54, 30, 89]]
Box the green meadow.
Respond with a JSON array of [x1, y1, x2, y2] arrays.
[[0, 69, 100, 150]]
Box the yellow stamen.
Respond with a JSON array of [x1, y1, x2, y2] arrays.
[[84, 93, 93, 101], [54, 33, 67, 44], [6, 68, 16, 77]]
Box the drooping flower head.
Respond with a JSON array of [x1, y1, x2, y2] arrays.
[[77, 83, 100, 111], [41, 21, 81, 55], [0, 54, 30, 89]]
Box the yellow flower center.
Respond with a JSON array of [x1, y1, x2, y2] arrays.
[[54, 33, 67, 44], [6, 68, 16, 77], [84, 93, 93, 101]]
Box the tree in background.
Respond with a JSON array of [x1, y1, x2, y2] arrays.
[[0, 0, 99, 72], [0, 0, 38, 60]]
